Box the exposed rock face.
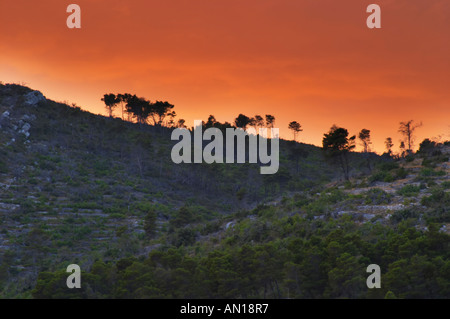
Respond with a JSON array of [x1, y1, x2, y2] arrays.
[[24, 90, 46, 106], [19, 122, 31, 137], [21, 114, 36, 121], [0, 91, 38, 141]]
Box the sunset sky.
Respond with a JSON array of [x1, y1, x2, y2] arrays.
[[1, 0, 449, 153]]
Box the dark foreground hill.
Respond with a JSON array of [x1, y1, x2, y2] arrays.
[[0, 83, 448, 298]]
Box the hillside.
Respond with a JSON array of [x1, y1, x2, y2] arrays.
[[0, 83, 448, 298]]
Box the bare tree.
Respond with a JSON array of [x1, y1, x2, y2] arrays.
[[399, 141, 406, 158], [358, 129, 372, 172], [398, 120, 422, 153], [385, 137, 394, 155], [358, 129, 372, 153]]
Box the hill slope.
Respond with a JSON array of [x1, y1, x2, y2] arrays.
[[0, 83, 448, 298], [0, 83, 336, 296]]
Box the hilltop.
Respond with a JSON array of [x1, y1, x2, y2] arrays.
[[0, 83, 448, 298]]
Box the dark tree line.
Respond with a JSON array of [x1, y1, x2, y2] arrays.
[[103, 92, 427, 181], [31, 216, 450, 299], [101, 93, 181, 128], [321, 120, 425, 181], [200, 114, 277, 136], [233, 114, 276, 132]]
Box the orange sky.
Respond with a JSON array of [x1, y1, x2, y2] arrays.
[[1, 0, 449, 153]]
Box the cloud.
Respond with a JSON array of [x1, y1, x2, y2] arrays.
[[0, 0, 448, 151]]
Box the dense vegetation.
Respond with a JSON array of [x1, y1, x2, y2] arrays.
[[33, 204, 449, 299]]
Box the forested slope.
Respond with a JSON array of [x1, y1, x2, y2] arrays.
[[0, 83, 448, 298]]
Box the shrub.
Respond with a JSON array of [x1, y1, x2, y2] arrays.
[[369, 171, 388, 183], [293, 194, 311, 207], [369, 167, 404, 183], [397, 185, 421, 197], [19, 199, 36, 214], [383, 173, 394, 183], [172, 228, 196, 247], [420, 168, 446, 177], [427, 180, 437, 188], [405, 155, 415, 162], [421, 187, 449, 208], [390, 208, 419, 223], [0, 160, 7, 173], [378, 162, 399, 172], [324, 189, 348, 204], [364, 188, 392, 205], [421, 158, 436, 168], [394, 167, 408, 179], [305, 199, 328, 215]]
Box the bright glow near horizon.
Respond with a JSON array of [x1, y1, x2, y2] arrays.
[[1, 0, 449, 153]]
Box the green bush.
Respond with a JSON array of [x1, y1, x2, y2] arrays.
[[305, 199, 328, 215], [324, 189, 348, 204], [420, 168, 446, 177], [110, 213, 125, 219], [103, 207, 127, 215], [0, 160, 7, 173], [394, 167, 408, 179], [405, 155, 415, 162], [293, 194, 311, 207], [422, 156, 449, 168], [390, 208, 419, 223], [364, 188, 392, 205], [421, 187, 449, 208], [369, 171, 388, 183], [19, 199, 36, 214], [427, 180, 437, 187], [378, 162, 400, 172], [169, 206, 199, 229], [371, 162, 409, 183], [383, 173, 394, 183], [397, 185, 421, 197], [421, 158, 436, 168], [172, 228, 196, 247]]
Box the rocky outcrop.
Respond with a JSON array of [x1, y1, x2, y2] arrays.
[[18, 122, 31, 137], [24, 90, 46, 106]]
